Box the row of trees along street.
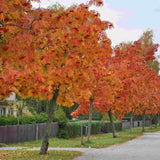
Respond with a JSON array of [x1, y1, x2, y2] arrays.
[[0, 0, 159, 155]]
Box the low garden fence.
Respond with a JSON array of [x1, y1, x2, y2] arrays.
[[0, 122, 58, 144], [0, 120, 150, 144]]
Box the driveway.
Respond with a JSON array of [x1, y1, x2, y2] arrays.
[[74, 131, 160, 160]]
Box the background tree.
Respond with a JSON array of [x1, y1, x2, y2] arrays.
[[138, 30, 159, 73]]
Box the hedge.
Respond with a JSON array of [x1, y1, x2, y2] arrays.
[[67, 121, 122, 138], [0, 115, 122, 139], [101, 121, 122, 133], [0, 113, 48, 126], [53, 107, 69, 139], [0, 115, 18, 126]]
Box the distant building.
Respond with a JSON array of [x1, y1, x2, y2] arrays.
[[0, 93, 16, 116]]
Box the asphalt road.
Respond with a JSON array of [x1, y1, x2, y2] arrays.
[[73, 131, 160, 160]]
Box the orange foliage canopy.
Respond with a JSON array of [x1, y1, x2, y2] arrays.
[[72, 36, 160, 120], [0, 0, 40, 99], [0, 0, 114, 107], [1, 0, 160, 120], [110, 39, 160, 119]]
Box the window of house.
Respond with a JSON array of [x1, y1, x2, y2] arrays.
[[0, 107, 6, 116], [8, 107, 14, 115]]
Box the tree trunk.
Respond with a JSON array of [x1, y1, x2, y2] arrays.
[[40, 92, 58, 154], [155, 114, 158, 128], [158, 114, 160, 127], [87, 98, 93, 143], [18, 118, 20, 125], [108, 109, 117, 138], [149, 114, 152, 130], [130, 112, 133, 133], [142, 110, 146, 132]]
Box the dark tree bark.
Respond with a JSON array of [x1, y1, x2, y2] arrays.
[[142, 110, 146, 132], [130, 112, 133, 133], [40, 91, 58, 154], [155, 114, 158, 128], [87, 98, 93, 143], [108, 109, 117, 138], [158, 114, 160, 127], [149, 114, 152, 130]]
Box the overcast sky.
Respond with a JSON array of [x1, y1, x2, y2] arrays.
[[32, 0, 160, 53]]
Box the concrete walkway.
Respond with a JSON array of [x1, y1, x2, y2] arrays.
[[74, 131, 160, 160], [0, 146, 95, 152], [1, 132, 160, 160]]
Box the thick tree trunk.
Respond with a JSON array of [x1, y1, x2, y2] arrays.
[[39, 92, 58, 154], [149, 114, 152, 130], [108, 109, 117, 138], [87, 98, 93, 143], [130, 112, 133, 133], [142, 110, 146, 132]]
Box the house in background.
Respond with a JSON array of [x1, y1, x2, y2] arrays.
[[0, 93, 16, 116]]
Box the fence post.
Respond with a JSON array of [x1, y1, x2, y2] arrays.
[[81, 125, 83, 145], [36, 124, 39, 141]]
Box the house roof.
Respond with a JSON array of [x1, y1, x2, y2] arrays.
[[0, 101, 9, 105], [0, 101, 13, 105]]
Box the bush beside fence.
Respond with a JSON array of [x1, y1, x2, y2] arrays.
[[0, 113, 48, 126], [67, 121, 122, 138], [101, 121, 122, 133], [67, 121, 103, 138]]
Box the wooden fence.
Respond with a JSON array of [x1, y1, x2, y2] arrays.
[[122, 120, 150, 130], [0, 122, 59, 144], [0, 120, 151, 144]]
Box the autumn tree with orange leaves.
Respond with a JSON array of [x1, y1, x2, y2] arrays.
[[72, 31, 159, 135], [0, 0, 114, 154], [1, 0, 160, 153], [111, 33, 159, 132]]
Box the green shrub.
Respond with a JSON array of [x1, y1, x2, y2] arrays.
[[92, 110, 103, 120], [67, 121, 122, 138], [35, 113, 48, 123], [101, 121, 122, 133], [77, 110, 103, 120], [0, 143, 6, 147], [6, 115, 18, 125], [0, 116, 8, 126], [67, 121, 87, 138], [91, 121, 102, 134], [53, 107, 69, 139], [0, 115, 18, 126], [102, 113, 117, 121], [0, 113, 48, 126], [27, 107, 37, 115], [152, 115, 158, 125], [19, 115, 36, 124], [53, 107, 68, 123], [67, 121, 101, 138]]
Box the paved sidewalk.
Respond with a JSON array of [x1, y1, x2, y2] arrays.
[[74, 131, 160, 160], [1, 132, 160, 160], [0, 146, 96, 152]]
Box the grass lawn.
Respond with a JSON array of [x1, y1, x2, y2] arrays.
[[0, 150, 82, 160], [8, 126, 160, 148]]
